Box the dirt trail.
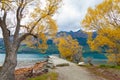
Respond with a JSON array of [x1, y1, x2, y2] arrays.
[[49, 56, 106, 80]]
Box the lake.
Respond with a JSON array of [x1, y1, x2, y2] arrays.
[[0, 53, 108, 68], [83, 53, 108, 65], [0, 53, 52, 69]]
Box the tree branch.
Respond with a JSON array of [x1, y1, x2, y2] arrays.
[[18, 0, 60, 44], [18, 33, 37, 43], [14, 0, 27, 41], [0, 11, 12, 51]]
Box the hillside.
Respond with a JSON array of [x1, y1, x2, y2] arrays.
[[0, 30, 106, 59], [0, 30, 88, 53]]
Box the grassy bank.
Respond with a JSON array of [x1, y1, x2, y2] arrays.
[[85, 65, 120, 80], [99, 64, 120, 69], [28, 72, 58, 80]]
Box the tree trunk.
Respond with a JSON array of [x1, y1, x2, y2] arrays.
[[0, 49, 17, 80]]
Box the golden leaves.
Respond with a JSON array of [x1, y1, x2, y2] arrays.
[[82, 0, 120, 65], [23, 0, 61, 53], [46, 0, 61, 15], [107, 54, 120, 65], [33, 32, 48, 53], [82, 0, 120, 30], [46, 16, 58, 36], [0, 0, 13, 10], [55, 35, 82, 61]]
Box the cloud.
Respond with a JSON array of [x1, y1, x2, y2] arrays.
[[0, 0, 103, 38], [55, 0, 103, 31]]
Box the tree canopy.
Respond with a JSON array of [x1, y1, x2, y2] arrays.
[[0, 0, 61, 80], [82, 0, 120, 65], [0, 0, 61, 51], [54, 34, 82, 62]]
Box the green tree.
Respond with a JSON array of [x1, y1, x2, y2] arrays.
[[82, 0, 120, 65], [0, 0, 61, 80]]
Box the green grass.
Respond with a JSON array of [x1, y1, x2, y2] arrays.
[[28, 72, 58, 80], [99, 64, 120, 69]]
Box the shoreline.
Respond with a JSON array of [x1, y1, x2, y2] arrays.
[[15, 61, 48, 80], [15, 59, 47, 69]]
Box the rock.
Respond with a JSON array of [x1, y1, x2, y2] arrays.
[[78, 62, 85, 66], [33, 61, 47, 74], [46, 63, 55, 69]]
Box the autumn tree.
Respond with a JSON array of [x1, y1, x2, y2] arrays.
[[0, 0, 61, 80], [82, 0, 120, 65], [54, 34, 83, 63]]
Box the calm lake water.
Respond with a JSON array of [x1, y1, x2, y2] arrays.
[[0, 53, 108, 68], [0, 53, 51, 68]]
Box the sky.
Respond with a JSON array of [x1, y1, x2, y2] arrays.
[[0, 0, 103, 38], [56, 0, 103, 31]]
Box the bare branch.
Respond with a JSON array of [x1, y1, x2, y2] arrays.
[[20, 25, 30, 31], [18, 33, 37, 43], [17, 0, 61, 44], [0, 11, 12, 50], [14, 0, 27, 41]]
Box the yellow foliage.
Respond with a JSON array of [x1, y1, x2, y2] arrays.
[[54, 35, 82, 61], [82, 0, 120, 65], [107, 54, 120, 65], [21, 0, 61, 53], [0, 0, 13, 10]]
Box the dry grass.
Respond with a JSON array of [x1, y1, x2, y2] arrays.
[[86, 65, 120, 80]]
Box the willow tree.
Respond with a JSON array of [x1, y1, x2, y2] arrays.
[[54, 35, 82, 62], [82, 0, 120, 65], [0, 0, 61, 80]]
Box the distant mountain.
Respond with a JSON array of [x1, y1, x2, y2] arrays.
[[57, 30, 97, 39], [0, 30, 107, 59], [57, 30, 88, 38], [57, 30, 88, 46], [57, 30, 97, 45], [0, 30, 96, 54]]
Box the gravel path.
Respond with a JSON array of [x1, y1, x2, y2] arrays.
[[49, 56, 106, 80]]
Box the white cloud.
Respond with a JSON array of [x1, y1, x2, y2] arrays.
[[55, 0, 103, 31], [0, 0, 103, 38]]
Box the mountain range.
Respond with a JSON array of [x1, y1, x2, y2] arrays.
[[0, 30, 107, 59], [0, 30, 88, 53]]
